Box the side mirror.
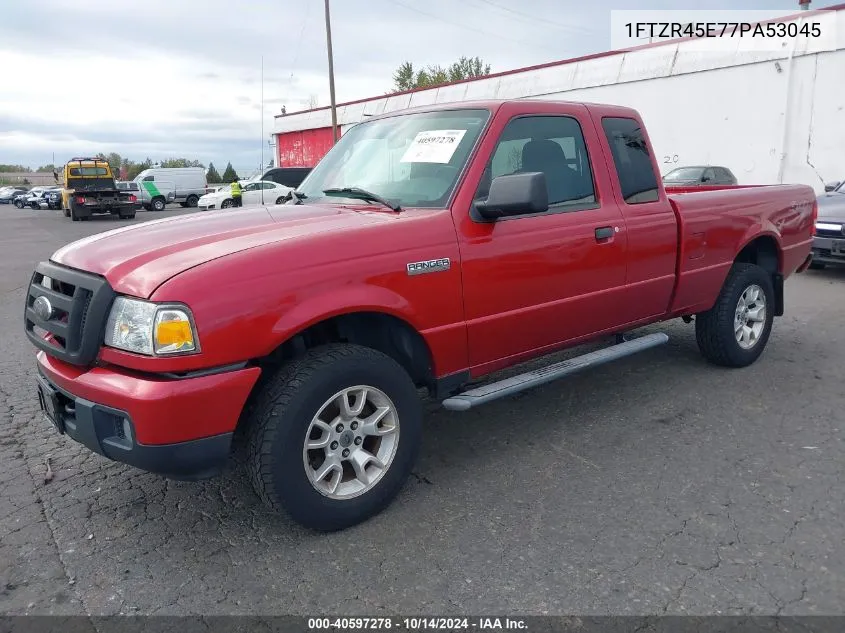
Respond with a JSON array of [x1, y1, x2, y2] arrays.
[[475, 172, 549, 220], [824, 181, 840, 192]]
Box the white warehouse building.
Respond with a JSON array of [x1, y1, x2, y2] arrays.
[[273, 4, 845, 192]]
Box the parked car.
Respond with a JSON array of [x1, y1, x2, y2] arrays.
[[0, 187, 28, 204], [809, 179, 845, 269], [663, 165, 737, 187], [12, 191, 32, 208], [251, 167, 312, 188], [25, 99, 815, 532], [19, 187, 48, 209], [41, 188, 63, 210], [197, 180, 291, 210], [116, 181, 140, 193], [133, 167, 207, 210]]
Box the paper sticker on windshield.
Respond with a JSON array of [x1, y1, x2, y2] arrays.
[[400, 130, 467, 164]]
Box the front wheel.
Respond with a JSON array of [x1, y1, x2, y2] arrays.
[[246, 344, 422, 532], [14, 200, 23, 209], [220, 199, 233, 208], [151, 197, 166, 211], [695, 263, 775, 368]]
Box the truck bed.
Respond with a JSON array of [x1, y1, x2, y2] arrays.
[[666, 184, 816, 315]]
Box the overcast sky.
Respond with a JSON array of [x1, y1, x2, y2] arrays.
[[1, 0, 808, 175]]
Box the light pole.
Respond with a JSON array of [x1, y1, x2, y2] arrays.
[[324, 0, 338, 143]]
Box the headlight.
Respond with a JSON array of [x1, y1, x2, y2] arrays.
[[104, 297, 199, 356]]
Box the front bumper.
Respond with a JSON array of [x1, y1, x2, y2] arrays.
[[812, 235, 845, 265], [35, 351, 262, 480]]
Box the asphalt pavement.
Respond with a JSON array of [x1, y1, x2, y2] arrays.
[[1, 205, 844, 616]]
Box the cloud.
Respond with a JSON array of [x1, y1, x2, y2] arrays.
[[0, 0, 804, 170]]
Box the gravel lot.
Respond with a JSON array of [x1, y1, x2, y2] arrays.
[[1, 205, 844, 616]]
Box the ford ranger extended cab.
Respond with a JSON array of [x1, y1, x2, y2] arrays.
[[25, 100, 816, 531]]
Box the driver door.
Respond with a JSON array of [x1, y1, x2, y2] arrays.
[[454, 103, 630, 371]]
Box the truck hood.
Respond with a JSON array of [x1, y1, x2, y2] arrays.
[[816, 192, 845, 223], [51, 205, 383, 298]]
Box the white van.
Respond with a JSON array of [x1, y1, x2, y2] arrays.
[[133, 167, 207, 210]]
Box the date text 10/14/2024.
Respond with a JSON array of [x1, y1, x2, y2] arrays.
[[308, 617, 528, 631]]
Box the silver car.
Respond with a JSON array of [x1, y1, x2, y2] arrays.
[[810, 180, 845, 269]]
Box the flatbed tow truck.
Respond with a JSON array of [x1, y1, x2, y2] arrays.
[[60, 157, 139, 221]]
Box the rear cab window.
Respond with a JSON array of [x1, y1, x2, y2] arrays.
[[601, 117, 660, 204]]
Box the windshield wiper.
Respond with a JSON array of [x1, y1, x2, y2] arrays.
[[322, 187, 402, 212], [286, 189, 307, 205]]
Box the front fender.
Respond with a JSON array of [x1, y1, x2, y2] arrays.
[[266, 283, 420, 355]]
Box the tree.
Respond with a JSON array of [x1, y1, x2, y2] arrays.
[[0, 164, 28, 173], [392, 62, 416, 92], [391, 56, 491, 92], [125, 158, 152, 181], [221, 162, 239, 182], [206, 162, 222, 183], [160, 158, 205, 168], [36, 164, 57, 173]]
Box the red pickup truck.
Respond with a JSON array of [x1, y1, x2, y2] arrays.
[[25, 100, 816, 531]]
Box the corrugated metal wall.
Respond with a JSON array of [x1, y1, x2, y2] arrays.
[[276, 127, 337, 167], [273, 8, 845, 189]]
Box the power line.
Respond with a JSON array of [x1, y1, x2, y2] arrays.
[[471, 0, 599, 35], [288, 0, 313, 86], [385, 0, 563, 53]]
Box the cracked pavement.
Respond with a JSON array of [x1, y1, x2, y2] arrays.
[[1, 206, 843, 616]]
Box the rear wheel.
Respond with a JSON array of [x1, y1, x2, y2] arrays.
[[151, 197, 166, 211], [695, 263, 775, 368], [246, 344, 422, 531], [186, 195, 199, 208]]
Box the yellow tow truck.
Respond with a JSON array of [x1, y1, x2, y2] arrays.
[[60, 157, 140, 221]]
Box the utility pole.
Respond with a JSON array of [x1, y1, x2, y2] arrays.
[[324, 0, 338, 142], [260, 54, 265, 204]]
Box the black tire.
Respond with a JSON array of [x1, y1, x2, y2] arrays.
[[151, 197, 166, 211], [186, 195, 199, 208], [70, 204, 79, 221], [63, 208, 70, 217], [14, 200, 23, 209], [142, 204, 151, 211], [245, 344, 422, 532], [120, 213, 136, 220], [808, 261, 826, 270], [221, 199, 233, 209], [695, 263, 775, 368]]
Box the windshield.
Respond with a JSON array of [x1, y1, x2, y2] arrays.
[[663, 167, 704, 181], [296, 108, 490, 208]]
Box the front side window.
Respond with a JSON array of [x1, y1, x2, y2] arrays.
[[602, 117, 659, 204], [476, 115, 596, 209], [296, 109, 490, 208]]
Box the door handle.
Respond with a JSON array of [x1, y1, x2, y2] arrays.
[[595, 226, 615, 241]]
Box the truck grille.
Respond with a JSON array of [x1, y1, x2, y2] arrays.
[[24, 261, 116, 366]]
